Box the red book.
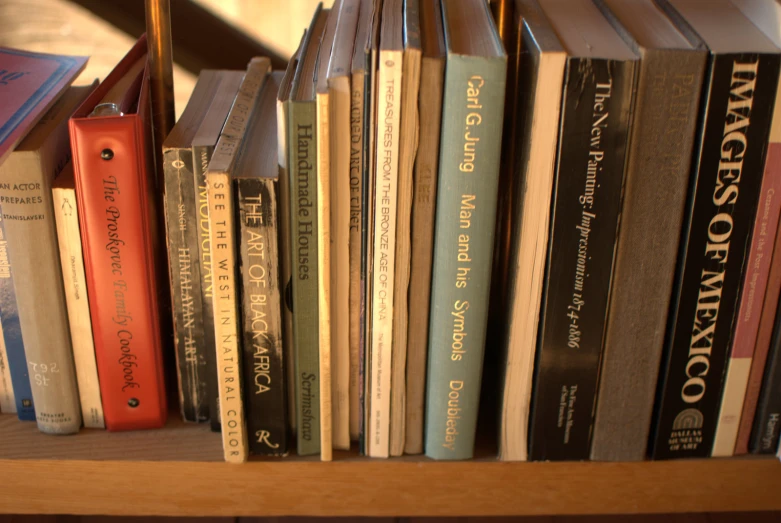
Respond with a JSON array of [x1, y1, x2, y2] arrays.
[[0, 47, 87, 166], [69, 35, 167, 431]]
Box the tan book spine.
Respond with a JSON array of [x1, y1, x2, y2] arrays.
[[348, 69, 365, 441], [390, 45, 422, 456], [0, 319, 14, 413], [369, 47, 403, 458], [52, 180, 105, 429], [317, 90, 334, 462]]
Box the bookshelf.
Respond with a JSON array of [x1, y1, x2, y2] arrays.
[[0, 414, 779, 517]]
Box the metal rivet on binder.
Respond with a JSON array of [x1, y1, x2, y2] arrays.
[[128, 398, 140, 408], [101, 149, 114, 161]]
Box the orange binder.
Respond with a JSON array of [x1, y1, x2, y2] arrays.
[[69, 35, 167, 431]]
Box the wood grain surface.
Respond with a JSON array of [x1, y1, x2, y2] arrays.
[[0, 417, 780, 518]]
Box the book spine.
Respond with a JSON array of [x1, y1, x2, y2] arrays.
[[0, 316, 14, 413], [317, 91, 333, 462], [369, 50, 403, 458], [207, 168, 248, 463], [528, 57, 635, 461], [651, 54, 781, 459], [750, 295, 781, 454], [52, 184, 105, 429], [591, 50, 706, 462], [0, 215, 33, 420], [349, 70, 365, 442], [390, 47, 422, 457], [424, 54, 507, 460], [330, 80, 351, 451], [0, 161, 82, 434], [192, 144, 220, 431], [276, 99, 297, 436], [713, 140, 781, 456], [288, 100, 321, 456], [405, 54, 444, 455], [163, 147, 208, 423], [237, 178, 287, 455], [736, 146, 781, 454]]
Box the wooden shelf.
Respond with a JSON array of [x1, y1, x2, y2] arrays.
[[0, 414, 780, 517]]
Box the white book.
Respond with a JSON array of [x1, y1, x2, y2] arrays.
[[327, 0, 361, 451], [369, 0, 404, 458], [498, 0, 566, 461], [52, 165, 104, 429]]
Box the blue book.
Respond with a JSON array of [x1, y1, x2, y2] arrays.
[[0, 213, 34, 420]]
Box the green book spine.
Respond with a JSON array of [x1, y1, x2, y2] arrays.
[[288, 99, 321, 456], [424, 54, 507, 460]]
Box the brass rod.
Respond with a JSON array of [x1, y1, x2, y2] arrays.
[[145, 0, 176, 169]]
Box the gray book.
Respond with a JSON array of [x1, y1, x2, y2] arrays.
[[0, 86, 93, 433], [590, 0, 707, 461]]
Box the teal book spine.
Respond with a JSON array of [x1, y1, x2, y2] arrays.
[[424, 54, 507, 460], [288, 100, 321, 456]]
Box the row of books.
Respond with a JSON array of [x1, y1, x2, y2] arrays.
[[2, 0, 781, 465]]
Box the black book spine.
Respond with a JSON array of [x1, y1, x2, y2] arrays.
[[236, 177, 288, 455], [528, 57, 636, 461], [192, 144, 221, 431], [651, 53, 781, 459], [750, 292, 781, 454], [163, 146, 209, 423]]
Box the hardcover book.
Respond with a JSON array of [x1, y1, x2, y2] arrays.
[[497, 0, 567, 462], [70, 36, 168, 431], [651, 0, 781, 459], [750, 291, 781, 454], [528, 0, 637, 461], [590, 0, 707, 462], [288, 7, 329, 456], [235, 72, 287, 456], [53, 162, 105, 429], [191, 70, 245, 431], [424, 0, 507, 460], [206, 58, 272, 463], [0, 86, 94, 434], [0, 47, 87, 166], [369, 0, 404, 458], [390, 0, 422, 457], [405, 0, 445, 456], [327, 0, 360, 451]]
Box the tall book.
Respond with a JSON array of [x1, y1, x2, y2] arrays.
[[527, 0, 637, 461], [729, 0, 781, 457], [651, 0, 781, 459], [0, 318, 13, 413], [0, 86, 94, 434], [389, 0, 422, 457], [353, 0, 383, 450], [288, 7, 329, 456], [316, 3, 341, 462], [424, 0, 507, 460], [206, 58, 271, 463], [70, 37, 168, 431], [589, 0, 707, 462], [327, 0, 361, 451], [404, 0, 445, 456], [496, 0, 566, 462], [191, 70, 245, 431], [369, 0, 404, 458], [52, 163, 105, 429], [750, 291, 781, 454], [236, 71, 287, 456], [278, 40, 303, 436], [162, 71, 226, 423], [0, 214, 33, 420]]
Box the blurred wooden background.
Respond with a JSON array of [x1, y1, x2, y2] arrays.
[[0, 0, 334, 118]]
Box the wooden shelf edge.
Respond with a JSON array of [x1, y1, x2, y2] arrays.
[[0, 458, 779, 516]]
